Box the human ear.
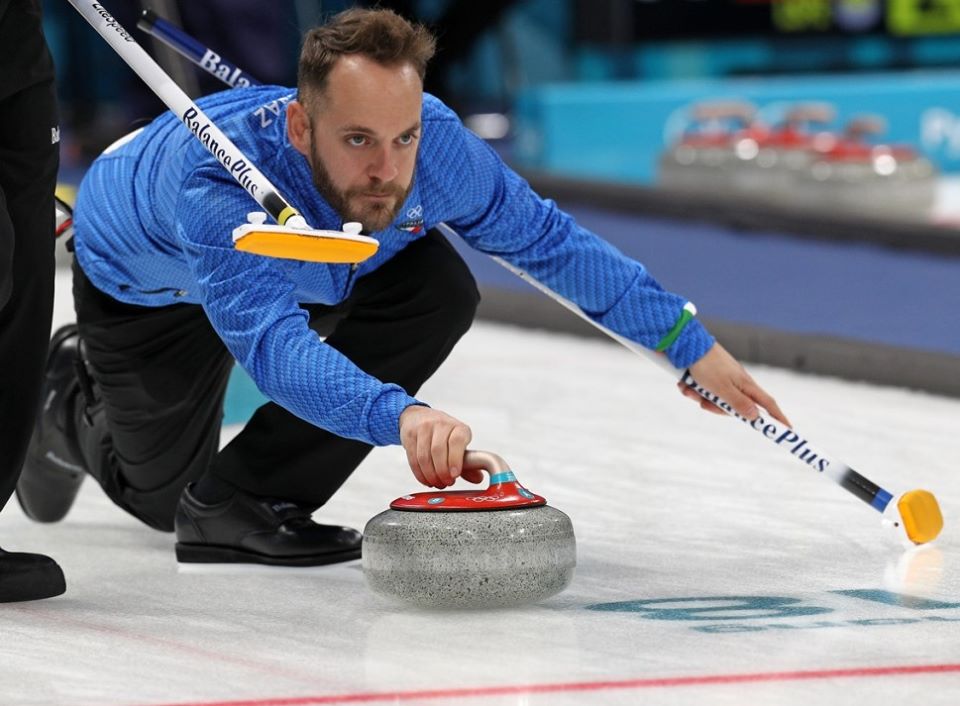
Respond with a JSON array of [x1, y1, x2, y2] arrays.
[[287, 100, 311, 157]]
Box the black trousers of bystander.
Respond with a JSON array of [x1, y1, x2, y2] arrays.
[[0, 61, 59, 511], [0, 0, 66, 601]]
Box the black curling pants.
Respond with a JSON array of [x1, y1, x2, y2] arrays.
[[0, 77, 59, 512], [72, 229, 480, 531]]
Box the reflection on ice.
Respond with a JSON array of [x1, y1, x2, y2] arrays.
[[884, 544, 945, 597]]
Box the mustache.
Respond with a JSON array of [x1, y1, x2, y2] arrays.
[[348, 185, 405, 198]]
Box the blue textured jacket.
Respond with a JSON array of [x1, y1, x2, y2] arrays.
[[73, 86, 714, 447]]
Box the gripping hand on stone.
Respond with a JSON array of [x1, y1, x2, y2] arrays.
[[679, 342, 791, 426], [399, 406, 481, 488]]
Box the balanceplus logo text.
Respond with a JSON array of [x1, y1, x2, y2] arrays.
[[682, 372, 829, 472], [199, 51, 252, 88], [181, 107, 258, 196], [91, 4, 135, 42]]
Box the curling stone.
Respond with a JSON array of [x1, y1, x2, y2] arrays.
[[362, 450, 576, 609]]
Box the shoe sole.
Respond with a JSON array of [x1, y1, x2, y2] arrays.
[[0, 564, 66, 603], [175, 542, 361, 567]]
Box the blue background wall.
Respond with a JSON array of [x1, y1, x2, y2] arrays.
[[513, 72, 960, 184]]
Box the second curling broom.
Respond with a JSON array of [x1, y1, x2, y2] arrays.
[[68, 0, 378, 265]]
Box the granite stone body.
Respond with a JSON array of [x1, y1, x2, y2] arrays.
[[362, 505, 576, 608]]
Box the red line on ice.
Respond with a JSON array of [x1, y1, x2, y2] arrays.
[[132, 662, 960, 706]]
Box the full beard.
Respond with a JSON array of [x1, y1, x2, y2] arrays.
[[309, 137, 412, 233]]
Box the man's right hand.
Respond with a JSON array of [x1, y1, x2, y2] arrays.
[[398, 405, 475, 488]]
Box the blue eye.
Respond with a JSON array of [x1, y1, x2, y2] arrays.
[[398, 133, 418, 146], [347, 135, 367, 146]]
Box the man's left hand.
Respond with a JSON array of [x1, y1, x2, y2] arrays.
[[679, 342, 791, 426]]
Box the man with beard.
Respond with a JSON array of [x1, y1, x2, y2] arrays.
[[18, 8, 787, 566]]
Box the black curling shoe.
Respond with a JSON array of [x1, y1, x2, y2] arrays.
[[0, 549, 66, 602], [174, 484, 363, 566], [16, 325, 87, 523]]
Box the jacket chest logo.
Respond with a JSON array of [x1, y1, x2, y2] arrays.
[[396, 204, 424, 233]]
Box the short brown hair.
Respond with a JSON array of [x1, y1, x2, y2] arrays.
[[298, 8, 436, 107]]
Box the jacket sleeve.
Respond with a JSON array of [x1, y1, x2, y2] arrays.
[[175, 167, 420, 446], [424, 118, 715, 370]]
